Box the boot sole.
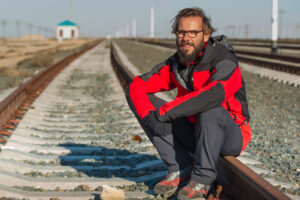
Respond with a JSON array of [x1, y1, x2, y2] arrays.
[[154, 177, 191, 196], [154, 186, 178, 196], [177, 195, 206, 200]]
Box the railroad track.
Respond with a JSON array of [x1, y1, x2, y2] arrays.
[[135, 39, 300, 87], [229, 41, 300, 51], [0, 39, 293, 199], [155, 39, 300, 51], [137, 39, 300, 75], [0, 41, 164, 199]]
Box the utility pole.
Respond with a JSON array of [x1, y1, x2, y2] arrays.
[[86, 13, 89, 38], [16, 20, 21, 39], [44, 27, 48, 38], [232, 25, 236, 38], [225, 25, 234, 38], [150, 6, 154, 38], [37, 26, 42, 40], [28, 23, 33, 40], [1, 20, 6, 38], [287, 24, 292, 39], [1, 20, 6, 44], [126, 24, 129, 37], [238, 26, 243, 38], [244, 24, 249, 39], [164, 1, 168, 38], [271, 0, 278, 54], [261, 29, 265, 39], [279, 9, 284, 38], [132, 19, 136, 38], [70, 0, 73, 21], [224, 26, 229, 37]]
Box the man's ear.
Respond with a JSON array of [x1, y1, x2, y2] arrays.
[[204, 33, 210, 42]]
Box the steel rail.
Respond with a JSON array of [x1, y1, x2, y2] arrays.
[[233, 50, 300, 63], [150, 39, 300, 50], [110, 42, 291, 200], [0, 40, 101, 143], [230, 42, 300, 50], [236, 56, 300, 75]]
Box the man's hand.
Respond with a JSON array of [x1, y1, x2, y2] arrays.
[[142, 111, 171, 136]]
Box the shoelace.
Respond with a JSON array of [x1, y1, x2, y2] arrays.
[[188, 181, 205, 190], [165, 166, 193, 181], [166, 171, 180, 181]]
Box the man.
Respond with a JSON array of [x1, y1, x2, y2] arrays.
[[126, 7, 251, 200]]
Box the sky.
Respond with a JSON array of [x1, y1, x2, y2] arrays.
[[0, 0, 299, 39]]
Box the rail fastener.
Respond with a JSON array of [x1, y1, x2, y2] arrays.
[[0, 136, 6, 144], [0, 130, 11, 137]]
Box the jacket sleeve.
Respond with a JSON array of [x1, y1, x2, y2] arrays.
[[156, 59, 243, 122], [128, 63, 175, 119]]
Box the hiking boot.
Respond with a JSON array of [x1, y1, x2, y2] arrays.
[[154, 167, 192, 195], [177, 180, 211, 200]]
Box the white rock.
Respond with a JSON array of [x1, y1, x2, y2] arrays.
[[100, 184, 125, 200]]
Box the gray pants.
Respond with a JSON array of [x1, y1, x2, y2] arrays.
[[126, 92, 243, 185]]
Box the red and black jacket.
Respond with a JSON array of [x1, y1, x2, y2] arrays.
[[128, 35, 251, 151]]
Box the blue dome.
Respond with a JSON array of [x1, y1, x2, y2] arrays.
[[57, 20, 77, 26]]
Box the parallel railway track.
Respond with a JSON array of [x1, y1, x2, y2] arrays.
[[229, 42, 300, 51], [157, 39, 300, 51], [137, 39, 300, 75], [0, 39, 292, 199]]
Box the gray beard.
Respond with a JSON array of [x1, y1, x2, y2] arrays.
[[177, 39, 205, 66]]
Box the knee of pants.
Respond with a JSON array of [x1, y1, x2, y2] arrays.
[[196, 107, 225, 127]]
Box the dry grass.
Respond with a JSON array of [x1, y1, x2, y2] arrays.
[[0, 37, 96, 69], [0, 67, 29, 78], [0, 67, 19, 77], [28, 53, 55, 68], [0, 37, 99, 92]]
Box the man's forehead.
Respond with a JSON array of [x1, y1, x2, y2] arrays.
[[178, 16, 203, 29]]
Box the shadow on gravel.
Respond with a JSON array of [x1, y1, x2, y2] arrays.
[[58, 143, 167, 196]]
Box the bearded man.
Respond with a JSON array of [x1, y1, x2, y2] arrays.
[[126, 7, 251, 200]]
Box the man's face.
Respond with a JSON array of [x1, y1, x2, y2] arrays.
[[176, 16, 210, 65]]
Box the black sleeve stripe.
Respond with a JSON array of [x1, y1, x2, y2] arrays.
[[139, 55, 175, 82], [211, 59, 237, 81], [158, 82, 225, 122]]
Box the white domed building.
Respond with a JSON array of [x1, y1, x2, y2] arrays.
[[56, 20, 79, 41]]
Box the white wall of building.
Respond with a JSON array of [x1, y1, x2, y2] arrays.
[[56, 26, 78, 40]]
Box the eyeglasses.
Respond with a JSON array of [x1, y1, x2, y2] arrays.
[[175, 30, 203, 38]]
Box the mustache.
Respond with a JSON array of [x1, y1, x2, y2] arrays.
[[179, 41, 194, 47]]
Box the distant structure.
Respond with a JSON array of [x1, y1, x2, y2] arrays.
[[56, 20, 78, 41], [150, 6, 154, 38]]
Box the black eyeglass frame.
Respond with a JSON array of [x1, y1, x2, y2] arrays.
[[175, 30, 204, 38]]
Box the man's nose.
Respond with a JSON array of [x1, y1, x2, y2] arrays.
[[182, 32, 191, 41]]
